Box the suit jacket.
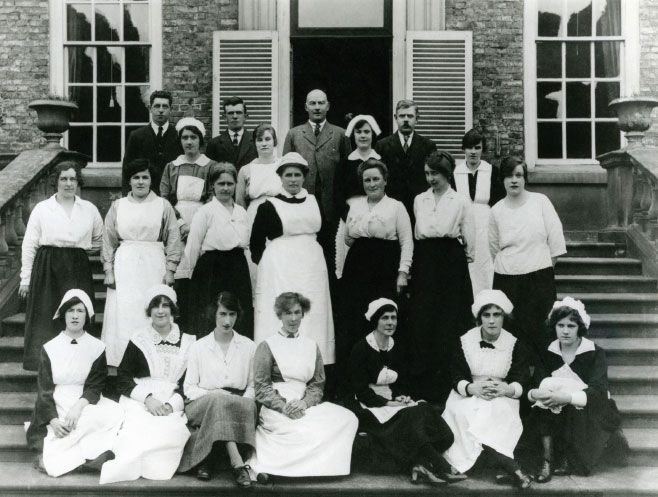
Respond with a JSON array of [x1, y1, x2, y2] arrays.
[[283, 122, 351, 224], [375, 131, 437, 215], [205, 130, 257, 171], [122, 124, 182, 195]]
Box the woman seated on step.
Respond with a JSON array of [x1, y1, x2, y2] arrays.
[[178, 291, 257, 489], [527, 297, 628, 482], [26, 289, 123, 477], [100, 285, 195, 484], [247, 292, 358, 482]]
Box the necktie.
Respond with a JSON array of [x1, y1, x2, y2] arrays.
[[403, 136, 409, 154], [479, 340, 495, 349], [232, 132, 239, 147], [314, 124, 320, 137], [157, 126, 163, 141]]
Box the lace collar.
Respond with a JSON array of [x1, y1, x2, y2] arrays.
[[366, 332, 394, 352], [149, 323, 181, 345]]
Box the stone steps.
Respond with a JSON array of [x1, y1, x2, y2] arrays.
[[586, 314, 658, 338], [555, 257, 643, 276], [592, 338, 658, 366], [555, 275, 657, 294], [564, 241, 626, 258], [608, 366, 658, 395], [556, 292, 658, 314]]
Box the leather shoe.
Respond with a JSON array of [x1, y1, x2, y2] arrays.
[[256, 472, 270, 484], [513, 469, 533, 490], [553, 458, 570, 476], [233, 465, 252, 488], [536, 459, 552, 483], [196, 462, 211, 481]]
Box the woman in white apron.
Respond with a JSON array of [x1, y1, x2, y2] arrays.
[[101, 159, 182, 366], [249, 152, 335, 365], [452, 129, 505, 297], [247, 292, 357, 481], [441, 289, 532, 489], [26, 289, 123, 477], [235, 123, 281, 292], [100, 285, 195, 484]]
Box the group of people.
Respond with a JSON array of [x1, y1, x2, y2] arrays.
[[19, 88, 627, 488]]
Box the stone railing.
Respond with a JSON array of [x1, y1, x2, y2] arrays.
[[0, 149, 88, 321]]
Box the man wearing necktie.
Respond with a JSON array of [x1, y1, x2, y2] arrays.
[[122, 90, 183, 195], [375, 99, 437, 218], [205, 96, 257, 171]]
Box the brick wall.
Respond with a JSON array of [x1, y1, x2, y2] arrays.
[[639, 0, 658, 147], [162, 0, 238, 135], [445, 0, 525, 161], [0, 1, 50, 153]]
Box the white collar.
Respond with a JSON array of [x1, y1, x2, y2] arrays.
[[172, 154, 211, 167], [365, 332, 395, 352], [228, 128, 244, 138], [48, 194, 82, 209], [309, 120, 326, 131], [278, 330, 300, 339], [454, 159, 492, 175], [149, 323, 181, 345], [150, 121, 170, 134], [348, 149, 381, 161], [421, 186, 457, 200], [398, 131, 414, 146], [548, 337, 596, 357], [279, 188, 308, 199]]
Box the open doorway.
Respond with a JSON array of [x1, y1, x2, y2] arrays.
[[291, 37, 392, 136]]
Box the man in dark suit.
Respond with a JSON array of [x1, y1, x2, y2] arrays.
[[205, 96, 257, 170], [375, 99, 437, 215], [122, 90, 182, 195]]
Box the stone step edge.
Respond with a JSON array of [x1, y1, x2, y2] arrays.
[[557, 293, 658, 302]]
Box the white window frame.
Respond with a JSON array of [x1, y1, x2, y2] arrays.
[[523, 0, 639, 168], [49, 0, 163, 168]]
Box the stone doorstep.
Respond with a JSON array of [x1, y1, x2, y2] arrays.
[[0, 462, 654, 496]]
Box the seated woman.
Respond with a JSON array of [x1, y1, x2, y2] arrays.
[[247, 292, 358, 481], [26, 289, 123, 477], [344, 298, 462, 486], [442, 289, 532, 489], [179, 292, 257, 488], [529, 297, 626, 482], [100, 285, 196, 484]]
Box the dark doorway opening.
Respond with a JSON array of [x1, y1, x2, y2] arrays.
[[291, 37, 392, 136]]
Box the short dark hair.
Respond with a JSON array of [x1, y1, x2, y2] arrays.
[[214, 291, 243, 319], [358, 158, 388, 181], [125, 159, 156, 184], [54, 296, 91, 328], [462, 128, 486, 151], [368, 304, 398, 327], [178, 124, 204, 147], [348, 119, 378, 150], [208, 162, 237, 185], [274, 292, 311, 318], [51, 160, 84, 188], [547, 306, 588, 337], [223, 96, 248, 115], [425, 150, 456, 179], [475, 303, 510, 326], [145, 294, 179, 319], [395, 99, 419, 116], [500, 155, 528, 182], [150, 90, 172, 107], [253, 123, 278, 147]]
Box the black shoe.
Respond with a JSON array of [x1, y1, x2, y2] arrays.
[[256, 472, 270, 484], [33, 455, 47, 475], [81, 450, 115, 472], [553, 458, 570, 476], [232, 465, 252, 488], [441, 471, 468, 484], [196, 462, 211, 481], [410, 464, 446, 486], [513, 469, 533, 490], [536, 459, 552, 483]]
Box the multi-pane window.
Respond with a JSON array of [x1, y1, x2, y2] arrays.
[[64, 0, 153, 165], [534, 0, 624, 161]]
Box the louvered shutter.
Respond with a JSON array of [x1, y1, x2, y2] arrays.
[[406, 31, 472, 157], [212, 31, 278, 136]]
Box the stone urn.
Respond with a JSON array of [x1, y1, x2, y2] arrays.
[[609, 96, 658, 149], [28, 99, 78, 150]]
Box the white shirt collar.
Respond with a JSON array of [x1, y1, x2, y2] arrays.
[[365, 332, 395, 352], [47, 194, 82, 210], [150, 121, 170, 135], [171, 154, 212, 167], [278, 330, 300, 339], [279, 188, 308, 199], [347, 149, 381, 161], [454, 159, 492, 175], [228, 128, 244, 139], [548, 337, 596, 357], [149, 323, 181, 345], [398, 131, 414, 147], [309, 120, 326, 132]]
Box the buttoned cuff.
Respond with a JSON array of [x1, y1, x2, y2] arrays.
[[130, 384, 152, 404], [570, 391, 587, 407], [457, 380, 470, 396], [166, 393, 184, 412], [509, 382, 523, 399]]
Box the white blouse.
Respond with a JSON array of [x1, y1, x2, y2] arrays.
[[344, 195, 414, 274], [21, 195, 103, 285], [184, 331, 256, 401], [489, 192, 566, 275], [413, 188, 476, 260], [184, 197, 249, 272]]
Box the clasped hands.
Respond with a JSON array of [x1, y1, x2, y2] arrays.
[[387, 395, 417, 407], [145, 395, 174, 416], [283, 399, 307, 419], [49, 398, 89, 438], [467, 378, 514, 400]]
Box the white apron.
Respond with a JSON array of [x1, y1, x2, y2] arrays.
[[101, 197, 166, 366], [454, 160, 494, 297], [174, 175, 205, 279], [40, 334, 123, 477], [247, 334, 357, 477], [441, 328, 523, 472], [100, 328, 194, 484], [253, 194, 335, 364]]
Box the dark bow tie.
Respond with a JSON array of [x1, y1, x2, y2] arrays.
[[70, 339, 78, 345], [479, 340, 495, 349]]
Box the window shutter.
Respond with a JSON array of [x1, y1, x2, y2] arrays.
[[406, 31, 472, 157], [212, 31, 278, 136]]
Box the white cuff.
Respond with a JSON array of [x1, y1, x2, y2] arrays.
[[457, 380, 470, 396], [177, 218, 186, 228], [243, 387, 255, 400], [570, 391, 587, 407], [130, 384, 152, 403], [167, 393, 185, 412], [509, 382, 523, 399]]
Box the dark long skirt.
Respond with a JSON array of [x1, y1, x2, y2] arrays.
[[493, 266, 556, 367], [356, 403, 454, 470], [188, 249, 253, 339], [179, 391, 257, 472], [409, 238, 473, 378], [338, 238, 400, 363], [23, 246, 95, 371]]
